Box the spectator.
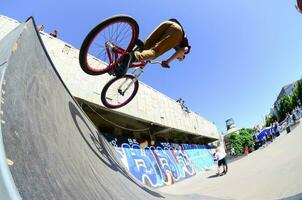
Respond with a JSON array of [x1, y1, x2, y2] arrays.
[[214, 147, 228, 176], [293, 111, 297, 124], [286, 113, 291, 134], [289, 112, 294, 125], [230, 147, 236, 156], [243, 144, 249, 155], [274, 121, 280, 137], [296, 106, 302, 118], [37, 24, 45, 32], [176, 98, 184, 105], [269, 132, 274, 142], [176, 97, 190, 113], [286, 113, 291, 125], [270, 123, 274, 138], [50, 29, 58, 38], [265, 133, 270, 145], [262, 137, 267, 147]]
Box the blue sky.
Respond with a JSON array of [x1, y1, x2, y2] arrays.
[[1, 0, 302, 133]]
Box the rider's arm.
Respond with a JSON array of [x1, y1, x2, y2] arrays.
[[161, 47, 189, 68]]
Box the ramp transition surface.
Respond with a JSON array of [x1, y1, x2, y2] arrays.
[[0, 18, 219, 200]]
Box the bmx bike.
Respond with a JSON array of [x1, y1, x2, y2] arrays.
[[79, 15, 160, 109]]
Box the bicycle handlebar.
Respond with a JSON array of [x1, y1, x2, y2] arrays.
[[143, 60, 170, 68], [148, 61, 162, 65]]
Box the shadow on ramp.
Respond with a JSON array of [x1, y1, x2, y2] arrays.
[[279, 193, 302, 200]]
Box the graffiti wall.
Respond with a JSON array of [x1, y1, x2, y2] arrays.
[[105, 134, 215, 188]]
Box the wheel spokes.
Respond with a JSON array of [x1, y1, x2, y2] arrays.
[[105, 77, 136, 106], [87, 22, 134, 71]]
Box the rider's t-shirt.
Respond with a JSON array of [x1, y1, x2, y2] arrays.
[[215, 151, 226, 161]]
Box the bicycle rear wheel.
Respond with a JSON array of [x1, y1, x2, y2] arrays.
[[79, 15, 139, 75], [101, 74, 139, 109]]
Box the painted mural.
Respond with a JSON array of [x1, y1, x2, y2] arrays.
[[105, 134, 215, 188]]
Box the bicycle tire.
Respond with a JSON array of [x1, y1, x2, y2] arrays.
[[79, 15, 139, 75], [101, 74, 139, 109]]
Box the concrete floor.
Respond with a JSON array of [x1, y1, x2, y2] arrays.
[[159, 121, 302, 200]]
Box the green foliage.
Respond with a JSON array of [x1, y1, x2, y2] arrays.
[[229, 128, 254, 155], [292, 89, 298, 107], [293, 79, 302, 107], [265, 115, 277, 127], [229, 133, 241, 155], [276, 79, 302, 121], [278, 95, 293, 121], [239, 128, 254, 147]]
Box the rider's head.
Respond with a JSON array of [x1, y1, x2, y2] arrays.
[[185, 45, 191, 54], [297, 0, 302, 14], [169, 19, 191, 55], [179, 36, 191, 55], [175, 46, 190, 61]]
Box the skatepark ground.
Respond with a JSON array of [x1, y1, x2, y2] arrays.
[[159, 121, 302, 200]]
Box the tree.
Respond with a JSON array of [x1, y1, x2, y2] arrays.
[[278, 95, 293, 121], [229, 128, 254, 155], [265, 115, 277, 127], [292, 79, 302, 107], [229, 133, 241, 155], [239, 128, 254, 150]]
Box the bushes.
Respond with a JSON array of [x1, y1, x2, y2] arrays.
[[229, 128, 254, 155], [265, 115, 277, 127]]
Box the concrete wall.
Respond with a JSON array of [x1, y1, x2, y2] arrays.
[[0, 16, 20, 39], [104, 133, 215, 188], [0, 15, 219, 140]]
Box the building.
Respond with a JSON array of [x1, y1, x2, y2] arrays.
[[271, 81, 298, 121], [223, 118, 239, 155], [0, 15, 219, 144]]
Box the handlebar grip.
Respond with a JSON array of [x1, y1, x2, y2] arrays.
[[135, 39, 144, 51]]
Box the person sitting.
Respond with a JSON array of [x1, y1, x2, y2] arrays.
[[50, 30, 58, 38], [114, 18, 191, 78]]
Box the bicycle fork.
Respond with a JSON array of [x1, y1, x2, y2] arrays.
[[118, 68, 143, 96]]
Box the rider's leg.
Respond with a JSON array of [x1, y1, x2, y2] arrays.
[[143, 21, 173, 50], [114, 21, 182, 77], [134, 22, 183, 61], [114, 23, 171, 78]]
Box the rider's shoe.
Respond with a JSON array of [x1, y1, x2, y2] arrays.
[[114, 52, 135, 78]]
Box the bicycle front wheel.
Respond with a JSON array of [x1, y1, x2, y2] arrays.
[[101, 75, 139, 109], [79, 15, 139, 75]]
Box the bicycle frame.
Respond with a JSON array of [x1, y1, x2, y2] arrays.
[[105, 41, 148, 71], [104, 41, 161, 97]]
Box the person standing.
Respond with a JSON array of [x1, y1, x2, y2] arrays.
[[215, 147, 228, 176], [37, 24, 45, 32], [230, 147, 236, 156], [286, 113, 291, 134], [274, 121, 279, 137]]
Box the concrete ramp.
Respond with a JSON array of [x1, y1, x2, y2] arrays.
[[0, 18, 218, 200]]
